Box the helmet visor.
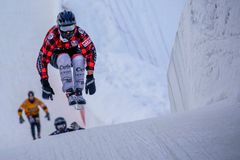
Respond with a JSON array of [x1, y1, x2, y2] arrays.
[[59, 24, 76, 32], [56, 123, 66, 131]]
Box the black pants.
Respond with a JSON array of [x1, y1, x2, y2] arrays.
[[27, 115, 41, 139]]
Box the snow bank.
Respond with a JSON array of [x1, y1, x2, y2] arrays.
[[168, 0, 240, 111], [1, 103, 240, 160]]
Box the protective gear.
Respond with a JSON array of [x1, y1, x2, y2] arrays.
[[59, 25, 76, 40], [57, 10, 76, 27], [28, 91, 34, 97], [76, 95, 86, 105], [54, 117, 67, 131], [45, 112, 50, 121], [60, 30, 75, 40], [56, 54, 85, 93], [72, 55, 85, 90], [85, 75, 96, 95], [66, 88, 77, 105], [57, 10, 76, 40], [75, 88, 86, 105], [41, 79, 55, 100], [19, 116, 25, 124], [57, 54, 73, 92], [70, 122, 81, 130], [59, 24, 76, 32]]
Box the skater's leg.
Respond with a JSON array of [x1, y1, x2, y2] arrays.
[[28, 116, 36, 140], [57, 53, 74, 92], [57, 53, 76, 105], [31, 124, 36, 140], [35, 117, 41, 138], [72, 54, 86, 105], [72, 54, 85, 90]]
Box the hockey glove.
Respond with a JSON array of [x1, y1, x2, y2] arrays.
[[41, 79, 55, 100], [19, 116, 25, 124], [85, 75, 96, 95], [45, 112, 50, 121]]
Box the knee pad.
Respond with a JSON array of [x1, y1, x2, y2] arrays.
[[72, 55, 85, 67], [57, 53, 72, 68]]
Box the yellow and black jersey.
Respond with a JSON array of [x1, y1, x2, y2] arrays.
[[18, 98, 48, 117]]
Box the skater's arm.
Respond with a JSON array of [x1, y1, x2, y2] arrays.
[[78, 28, 97, 73], [87, 70, 94, 75], [36, 98, 50, 120], [17, 108, 23, 117], [18, 106, 25, 124], [18, 101, 26, 117], [36, 26, 56, 79], [36, 51, 49, 79], [40, 104, 48, 113], [36, 98, 48, 113]]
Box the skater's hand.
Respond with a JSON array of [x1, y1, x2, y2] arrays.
[[85, 75, 96, 95], [19, 116, 25, 124], [41, 79, 55, 100], [45, 112, 50, 121]]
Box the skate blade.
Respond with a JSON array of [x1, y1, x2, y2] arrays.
[[75, 104, 85, 110]]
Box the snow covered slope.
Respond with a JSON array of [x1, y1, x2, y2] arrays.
[[1, 103, 240, 160], [0, 0, 185, 149], [0, 0, 101, 150], [168, 0, 240, 111], [0, 0, 62, 150], [62, 0, 186, 123]]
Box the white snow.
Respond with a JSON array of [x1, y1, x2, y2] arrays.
[[2, 0, 240, 159], [0, 0, 60, 149], [168, 0, 240, 111], [61, 0, 186, 123], [1, 103, 240, 160], [0, 0, 101, 150], [0, 0, 185, 150]]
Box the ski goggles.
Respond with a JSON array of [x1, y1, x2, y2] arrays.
[[59, 24, 76, 32]]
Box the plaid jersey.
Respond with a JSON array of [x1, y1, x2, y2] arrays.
[[36, 25, 97, 79]]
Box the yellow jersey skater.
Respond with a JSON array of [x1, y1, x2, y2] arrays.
[[18, 91, 50, 140]]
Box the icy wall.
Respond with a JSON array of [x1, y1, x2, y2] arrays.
[[61, 0, 185, 123], [168, 0, 240, 111]]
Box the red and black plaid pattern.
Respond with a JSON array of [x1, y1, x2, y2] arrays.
[[36, 25, 96, 79]]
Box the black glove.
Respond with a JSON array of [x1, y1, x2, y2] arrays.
[[19, 116, 25, 124], [85, 75, 96, 95], [41, 79, 55, 100], [45, 112, 50, 121]]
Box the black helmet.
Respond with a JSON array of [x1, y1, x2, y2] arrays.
[[28, 91, 35, 103], [57, 10, 76, 40], [70, 122, 80, 130], [57, 10, 76, 26], [28, 91, 34, 97], [54, 117, 67, 131]]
